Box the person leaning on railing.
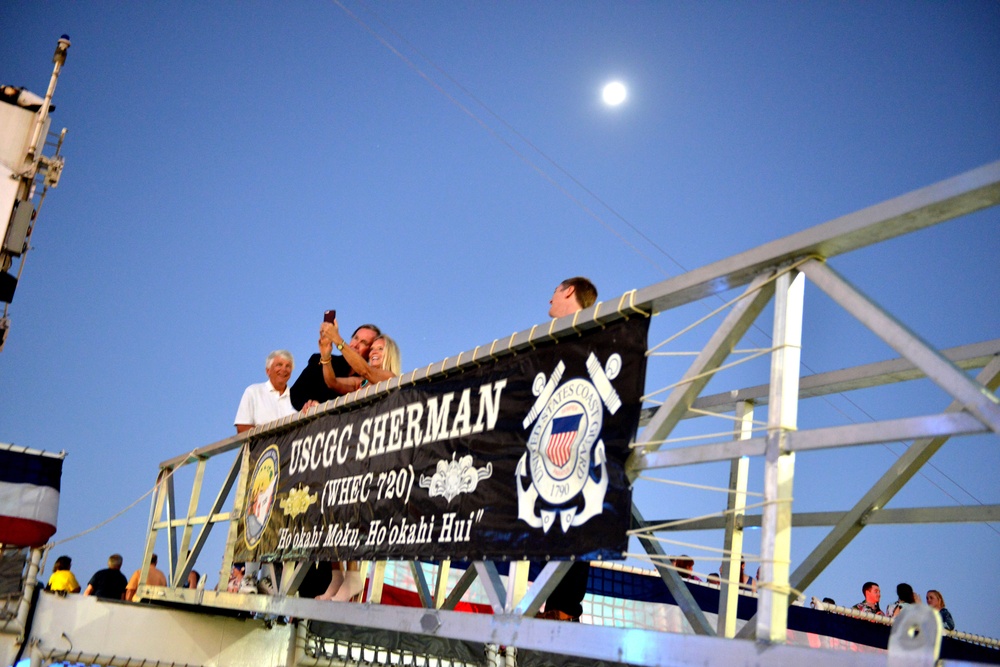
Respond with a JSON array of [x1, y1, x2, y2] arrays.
[[313, 317, 401, 602], [536, 276, 598, 623], [927, 589, 956, 630], [290, 321, 381, 411]]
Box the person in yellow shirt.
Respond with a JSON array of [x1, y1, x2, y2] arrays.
[[46, 555, 81, 594]]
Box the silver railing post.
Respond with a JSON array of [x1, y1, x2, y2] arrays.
[[757, 267, 804, 642]]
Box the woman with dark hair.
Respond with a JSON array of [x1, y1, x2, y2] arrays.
[[886, 582, 919, 617], [927, 589, 955, 630], [46, 555, 81, 594]]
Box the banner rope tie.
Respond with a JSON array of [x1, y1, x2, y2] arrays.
[[616, 292, 631, 321], [592, 300, 606, 329], [626, 289, 650, 317], [546, 318, 559, 343], [526, 324, 538, 349]]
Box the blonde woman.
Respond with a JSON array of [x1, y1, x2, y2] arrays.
[[322, 318, 400, 385], [316, 318, 401, 602], [926, 589, 955, 630]]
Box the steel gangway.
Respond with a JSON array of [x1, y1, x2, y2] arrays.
[[3, 161, 1000, 667]]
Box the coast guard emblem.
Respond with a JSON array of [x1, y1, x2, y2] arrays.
[[517, 352, 623, 533]]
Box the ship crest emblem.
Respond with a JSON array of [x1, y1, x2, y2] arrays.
[[244, 444, 280, 550], [517, 352, 623, 533]]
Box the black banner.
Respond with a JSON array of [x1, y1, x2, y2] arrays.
[[234, 316, 649, 563]]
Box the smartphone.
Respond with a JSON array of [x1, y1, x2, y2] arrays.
[[323, 309, 336, 324]]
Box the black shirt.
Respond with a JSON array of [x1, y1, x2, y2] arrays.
[[87, 567, 128, 600], [290, 353, 353, 410]]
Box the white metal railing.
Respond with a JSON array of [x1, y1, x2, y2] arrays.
[[128, 160, 1000, 667]]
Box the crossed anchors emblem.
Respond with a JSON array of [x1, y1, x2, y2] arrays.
[[517, 352, 623, 533]]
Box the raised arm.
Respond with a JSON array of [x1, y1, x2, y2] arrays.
[[323, 321, 396, 384], [317, 327, 363, 394]]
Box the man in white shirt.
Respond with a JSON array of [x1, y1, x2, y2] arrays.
[[235, 350, 296, 433], [233, 349, 295, 595]]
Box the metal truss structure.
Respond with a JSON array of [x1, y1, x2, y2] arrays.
[[6, 160, 998, 667]]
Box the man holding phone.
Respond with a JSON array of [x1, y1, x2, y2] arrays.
[[289, 317, 381, 410]]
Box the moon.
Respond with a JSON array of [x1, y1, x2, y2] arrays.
[[602, 81, 627, 106]]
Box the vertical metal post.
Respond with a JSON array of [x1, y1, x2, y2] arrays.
[[718, 400, 752, 637], [434, 560, 452, 608], [25, 36, 70, 170], [288, 619, 307, 667], [506, 560, 530, 612], [219, 443, 251, 592], [757, 268, 804, 643], [14, 547, 43, 633], [164, 471, 178, 586], [367, 560, 387, 603]]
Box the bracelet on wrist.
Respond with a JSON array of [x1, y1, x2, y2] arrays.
[[320, 356, 332, 365]]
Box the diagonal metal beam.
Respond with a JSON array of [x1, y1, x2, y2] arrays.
[[175, 457, 207, 586], [175, 450, 242, 591], [801, 259, 1000, 434], [633, 412, 987, 471], [631, 272, 776, 469], [644, 504, 1000, 530], [278, 560, 308, 598], [631, 503, 715, 636], [138, 468, 171, 599], [661, 338, 1000, 421], [514, 560, 573, 617], [472, 561, 507, 612], [790, 355, 1000, 593], [440, 563, 479, 611], [737, 356, 1000, 639], [218, 445, 250, 597], [630, 160, 1000, 314], [409, 561, 434, 608]]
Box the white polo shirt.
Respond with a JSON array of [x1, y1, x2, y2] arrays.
[[234, 380, 295, 428]]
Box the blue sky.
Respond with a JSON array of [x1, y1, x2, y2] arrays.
[[2, 0, 998, 640]]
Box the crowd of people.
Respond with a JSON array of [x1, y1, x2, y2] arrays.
[[42, 547, 962, 634], [851, 580, 956, 630], [230, 277, 597, 618], [44, 552, 183, 601], [42, 279, 967, 636], [669, 556, 958, 631], [41, 278, 599, 619]]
